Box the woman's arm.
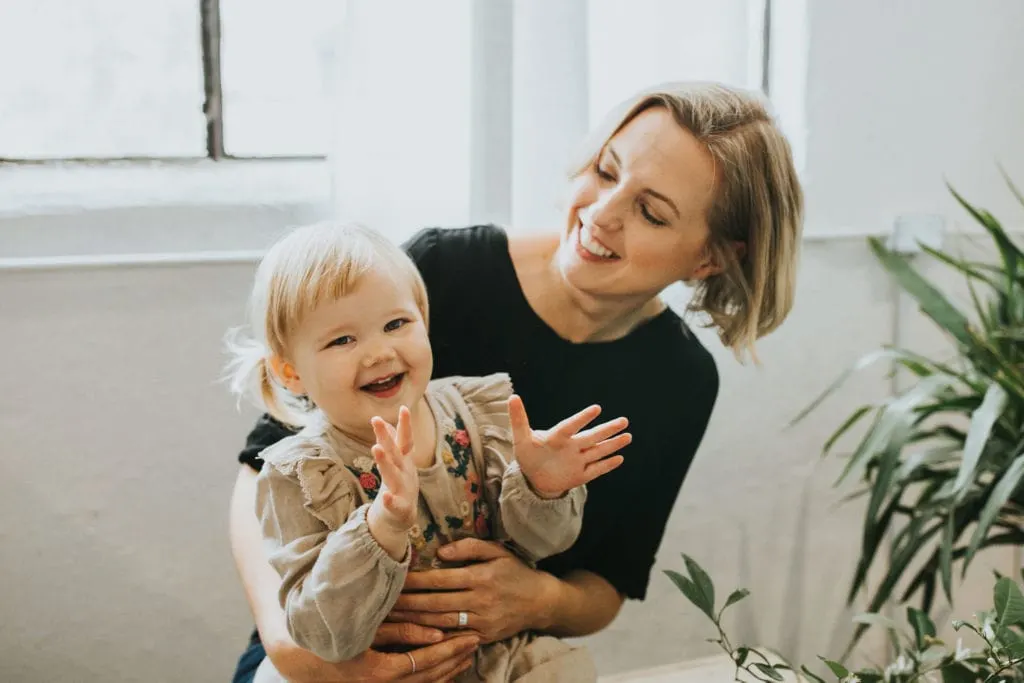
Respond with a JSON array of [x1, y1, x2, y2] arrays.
[[229, 465, 477, 682], [390, 539, 623, 642], [537, 567, 624, 638], [230, 465, 313, 663]]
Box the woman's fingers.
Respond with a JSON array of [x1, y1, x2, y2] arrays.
[[402, 566, 475, 591], [394, 635, 479, 682], [387, 610, 475, 630], [372, 621, 444, 647], [406, 653, 475, 683], [393, 589, 475, 613]]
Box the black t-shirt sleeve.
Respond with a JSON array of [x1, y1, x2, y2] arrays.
[[237, 413, 296, 471], [402, 227, 443, 288], [577, 355, 720, 600]]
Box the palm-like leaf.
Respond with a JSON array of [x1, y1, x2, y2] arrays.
[[798, 179, 1024, 654]]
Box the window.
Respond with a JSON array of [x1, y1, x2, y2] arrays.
[[0, 0, 342, 160]]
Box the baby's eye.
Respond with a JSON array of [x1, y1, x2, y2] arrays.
[[327, 335, 355, 348], [384, 318, 409, 332]]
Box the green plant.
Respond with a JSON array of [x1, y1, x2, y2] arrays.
[[666, 554, 1024, 682], [791, 173, 1024, 648]]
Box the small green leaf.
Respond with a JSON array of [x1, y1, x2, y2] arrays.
[[735, 647, 749, 666], [682, 554, 716, 618], [799, 666, 828, 683], [908, 606, 937, 650], [1002, 639, 1024, 658], [664, 569, 714, 622], [751, 663, 783, 681], [941, 663, 978, 683], [996, 624, 1024, 646], [818, 656, 849, 679], [853, 612, 900, 631], [995, 577, 1024, 627], [723, 588, 750, 612]]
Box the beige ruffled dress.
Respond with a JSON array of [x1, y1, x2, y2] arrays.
[[253, 373, 597, 682]]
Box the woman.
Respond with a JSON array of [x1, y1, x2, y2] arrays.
[[229, 81, 803, 683]]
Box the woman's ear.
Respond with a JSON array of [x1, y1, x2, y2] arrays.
[[269, 356, 305, 395], [691, 241, 746, 280]]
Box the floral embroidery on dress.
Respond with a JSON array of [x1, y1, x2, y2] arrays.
[[443, 416, 472, 478], [342, 403, 495, 570], [464, 471, 491, 537], [346, 464, 381, 500], [352, 456, 375, 473]]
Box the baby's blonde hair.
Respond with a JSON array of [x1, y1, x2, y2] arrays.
[[225, 221, 429, 427], [571, 82, 804, 363]]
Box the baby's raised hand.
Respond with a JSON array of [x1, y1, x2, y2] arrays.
[[369, 406, 419, 533], [508, 395, 630, 499]]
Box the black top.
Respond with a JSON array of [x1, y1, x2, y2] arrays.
[[238, 225, 719, 601]]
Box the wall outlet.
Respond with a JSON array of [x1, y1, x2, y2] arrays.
[[887, 213, 946, 255]]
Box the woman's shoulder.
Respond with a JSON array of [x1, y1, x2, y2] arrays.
[[632, 311, 721, 407], [402, 224, 510, 265]]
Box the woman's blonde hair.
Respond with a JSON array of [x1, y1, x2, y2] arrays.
[[224, 221, 429, 427], [571, 82, 803, 362]]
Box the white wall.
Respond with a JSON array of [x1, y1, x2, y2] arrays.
[[2, 1, 1024, 681]]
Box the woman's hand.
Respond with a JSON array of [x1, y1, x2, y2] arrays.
[[508, 395, 630, 498], [386, 539, 557, 644], [268, 630, 479, 683]]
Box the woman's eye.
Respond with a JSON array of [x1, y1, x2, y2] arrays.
[[595, 164, 615, 182], [640, 204, 668, 227], [327, 335, 354, 348], [384, 318, 408, 332]]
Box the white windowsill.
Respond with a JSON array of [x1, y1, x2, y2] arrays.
[[1, 158, 1020, 272], [0, 159, 333, 264]]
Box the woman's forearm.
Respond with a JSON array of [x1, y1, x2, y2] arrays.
[[230, 465, 292, 646], [535, 569, 624, 638], [229, 466, 331, 674]]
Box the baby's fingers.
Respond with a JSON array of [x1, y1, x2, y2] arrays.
[[396, 405, 414, 455], [582, 454, 625, 483], [508, 395, 533, 446], [582, 432, 632, 463], [575, 417, 629, 449], [381, 490, 414, 517], [373, 444, 406, 490], [551, 404, 602, 439], [371, 416, 399, 452]]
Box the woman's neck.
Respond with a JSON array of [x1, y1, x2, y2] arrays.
[[510, 234, 667, 344]]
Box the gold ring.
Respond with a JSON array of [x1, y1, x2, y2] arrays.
[[406, 651, 416, 673]]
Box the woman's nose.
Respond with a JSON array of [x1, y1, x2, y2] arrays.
[[587, 190, 625, 232]]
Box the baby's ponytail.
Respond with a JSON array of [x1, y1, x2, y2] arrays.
[[223, 327, 309, 428]]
